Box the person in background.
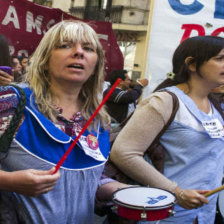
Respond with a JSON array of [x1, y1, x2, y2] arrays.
[[0, 20, 127, 224], [103, 69, 148, 124], [11, 56, 23, 82], [0, 33, 14, 85], [19, 55, 29, 75], [110, 36, 224, 224]]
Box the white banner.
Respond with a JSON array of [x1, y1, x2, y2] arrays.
[[144, 0, 224, 97]]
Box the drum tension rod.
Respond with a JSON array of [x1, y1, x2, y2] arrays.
[[141, 206, 147, 220], [168, 209, 176, 217], [111, 205, 118, 214]]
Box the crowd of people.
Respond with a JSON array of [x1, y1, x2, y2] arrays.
[[0, 34, 28, 85], [0, 19, 224, 224]]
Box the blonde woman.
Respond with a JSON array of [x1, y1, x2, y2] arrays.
[[0, 20, 126, 224]]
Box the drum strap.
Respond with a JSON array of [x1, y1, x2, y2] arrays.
[[0, 84, 26, 153]]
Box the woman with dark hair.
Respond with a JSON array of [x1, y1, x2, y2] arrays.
[[110, 36, 224, 223], [0, 33, 13, 85]]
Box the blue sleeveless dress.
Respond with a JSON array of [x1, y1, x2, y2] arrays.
[[0, 86, 110, 224], [140, 86, 224, 224]]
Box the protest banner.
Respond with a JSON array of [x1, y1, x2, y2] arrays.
[[0, 0, 123, 76], [144, 0, 224, 96]]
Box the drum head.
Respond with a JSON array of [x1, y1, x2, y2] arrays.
[[113, 187, 176, 209], [218, 190, 224, 218]]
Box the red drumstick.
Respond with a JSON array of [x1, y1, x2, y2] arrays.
[[54, 78, 121, 173]]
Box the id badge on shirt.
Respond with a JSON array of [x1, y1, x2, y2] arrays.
[[78, 134, 107, 161], [202, 118, 224, 138]]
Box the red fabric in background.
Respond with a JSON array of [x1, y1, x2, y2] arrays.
[[0, 0, 123, 76]]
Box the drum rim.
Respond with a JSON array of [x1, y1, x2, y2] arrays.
[[218, 190, 224, 218], [112, 186, 177, 210]]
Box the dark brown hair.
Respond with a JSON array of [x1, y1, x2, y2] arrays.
[[154, 35, 224, 119], [0, 33, 11, 66]]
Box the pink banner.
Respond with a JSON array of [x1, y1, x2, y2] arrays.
[[0, 0, 123, 76]]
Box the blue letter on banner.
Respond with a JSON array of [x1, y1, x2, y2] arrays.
[[168, 0, 204, 15], [215, 0, 224, 19]]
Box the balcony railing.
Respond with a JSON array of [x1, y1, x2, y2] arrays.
[[69, 6, 124, 23]]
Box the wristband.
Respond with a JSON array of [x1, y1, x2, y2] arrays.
[[179, 190, 185, 200]]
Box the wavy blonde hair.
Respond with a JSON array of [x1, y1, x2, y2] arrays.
[[26, 20, 110, 130]]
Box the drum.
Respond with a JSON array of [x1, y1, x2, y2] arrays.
[[112, 187, 177, 221], [216, 190, 224, 223]]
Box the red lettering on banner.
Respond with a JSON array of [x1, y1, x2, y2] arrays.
[[180, 24, 205, 42], [180, 24, 224, 42], [211, 27, 224, 36]]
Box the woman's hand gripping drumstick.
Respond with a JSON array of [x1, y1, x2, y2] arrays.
[[174, 187, 209, 209], [173, 184, 224, 209]]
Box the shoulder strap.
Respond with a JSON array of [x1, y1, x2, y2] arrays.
[[112, 90, 179, 142], [151, 90, 179, 145], [0, 85, 26, 153]]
